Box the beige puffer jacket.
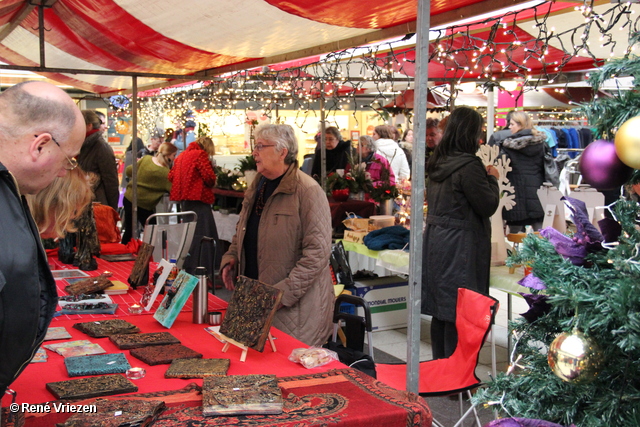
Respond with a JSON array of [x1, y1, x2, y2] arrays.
[[221, 163, 333, 346]]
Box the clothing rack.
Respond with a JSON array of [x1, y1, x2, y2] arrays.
[[536, 120, 588, 125]]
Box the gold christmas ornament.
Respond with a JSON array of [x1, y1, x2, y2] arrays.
[[548, 329, 603, 384], [614, 116, 640, 169]]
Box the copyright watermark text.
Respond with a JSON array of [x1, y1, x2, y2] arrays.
[[9, 403, 97, 413]]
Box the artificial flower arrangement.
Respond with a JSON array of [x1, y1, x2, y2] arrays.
[[236, 155, 257, 188], [347, 160, 374, 195], [324, 165, 374, 196], [369, 161, 399, 204], [370, 180, 400, 203], [214, 166, 243, 190]]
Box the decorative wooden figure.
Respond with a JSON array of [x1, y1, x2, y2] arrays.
[[128, 242, 154, 289], [218, 276, 283, 361], [478, 144, 515, 266]]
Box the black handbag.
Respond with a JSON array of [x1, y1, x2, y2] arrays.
[[330, 241, 354, 287], [543, 144, 561, 188], [323, 341, 376, 378]]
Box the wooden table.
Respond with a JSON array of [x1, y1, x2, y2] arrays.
[[212, 188, 244, 213]]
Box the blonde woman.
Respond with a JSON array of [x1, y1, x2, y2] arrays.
[[121, 142, 178, 244], [501, 111, 547, 232], [26, 167, 93, 239]]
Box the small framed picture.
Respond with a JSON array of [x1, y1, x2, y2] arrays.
[[350, 130, 360, 141]]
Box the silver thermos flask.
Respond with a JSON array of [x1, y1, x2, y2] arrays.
[[193, 266, 208, 324]]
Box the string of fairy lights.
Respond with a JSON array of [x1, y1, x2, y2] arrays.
[[105, 0, 639, 136]]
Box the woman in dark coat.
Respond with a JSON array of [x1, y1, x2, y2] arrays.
[[422, 107, 500, 359], [501, 111, 546, 233]]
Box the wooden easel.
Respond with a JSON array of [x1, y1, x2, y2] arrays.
[[217, 331, 277, 362]]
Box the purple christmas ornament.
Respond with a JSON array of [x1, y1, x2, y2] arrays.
[[579, 140, 633, 190]]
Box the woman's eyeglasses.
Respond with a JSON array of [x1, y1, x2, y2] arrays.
[[253, 144, 276, 152]]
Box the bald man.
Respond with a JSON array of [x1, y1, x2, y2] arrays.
[[0, 81, 85, 396]]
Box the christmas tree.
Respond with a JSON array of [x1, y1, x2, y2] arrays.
[[474, 57, 640, 426]]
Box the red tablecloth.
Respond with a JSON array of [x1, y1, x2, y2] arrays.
[[49, 257, 226, 320], [2, 258, 432, 426], [3, 310, 346, 406]]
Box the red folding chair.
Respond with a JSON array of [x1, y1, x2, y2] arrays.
[[376, 287, 499, 427]]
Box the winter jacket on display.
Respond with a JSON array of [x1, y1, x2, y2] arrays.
[[500, 129, 546, 224], [310, 139, 352, 178], [168, 141, 216, 204], [221, 163, 333, 347], [374, 138, 410, 181], [421, 153, 499, 322], [77, 131, 120, 211], [0, 164, 58, 395]]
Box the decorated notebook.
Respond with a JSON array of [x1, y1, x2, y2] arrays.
[[64, 353, 131, 377], [219, 276, 283, 352], [109, 332, 179, 350], [202, 374, 283, 416], [129, 344, 202, 366], [44, 326, 72, 341], [46, 374, 138, 400], [31, 347, 48, 363], [57, 398, 165, 427], [44, 340, 106, 358], [73, 319, 140, 338], [165, 358, 230, 378]]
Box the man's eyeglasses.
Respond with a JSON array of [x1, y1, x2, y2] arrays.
[[36, 134, 78, 170], [253, 143, 276, 152]]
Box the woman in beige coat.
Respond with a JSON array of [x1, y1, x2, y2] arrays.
[[221, 124, 333, 347]]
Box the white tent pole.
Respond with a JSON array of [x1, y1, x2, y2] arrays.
[[320, 83, 327, 192], [406, 0, 430, 393], [486, 85, 495, 142], [131, 76, 139, 239]]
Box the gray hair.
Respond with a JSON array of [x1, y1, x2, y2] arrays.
[[254, 124, 298, 165], [0, 81, 78, 143], [358, 135, 376, 152], [324, 126, 341, 141]]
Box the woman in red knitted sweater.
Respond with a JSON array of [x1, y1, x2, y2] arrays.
[[168, 137, 219, 277]]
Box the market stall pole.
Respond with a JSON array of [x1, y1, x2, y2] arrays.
[[130, 76, 140, 241], [405, 0, 430, 394]]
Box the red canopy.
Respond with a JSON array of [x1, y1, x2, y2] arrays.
[[0, 0, 614, 95]]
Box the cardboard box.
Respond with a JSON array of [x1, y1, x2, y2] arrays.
[[343, 230, 369, 244], [353, 275, 408, 331]]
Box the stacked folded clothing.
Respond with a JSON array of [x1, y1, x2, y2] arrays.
[[363, 226, 410, 251]]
